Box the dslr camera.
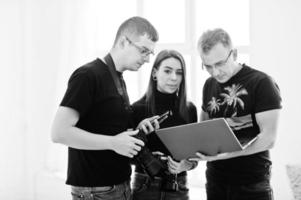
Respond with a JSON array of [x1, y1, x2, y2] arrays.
[[133, 111, 180, 191], [133, 111, 171, 178]]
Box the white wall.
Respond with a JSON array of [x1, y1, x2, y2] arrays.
[[0, 1, 27, 198], [1, 0, 300, 199], [0, 0, 64, 199], [250, 0, 301, 165], [250, 2, 301, 198]]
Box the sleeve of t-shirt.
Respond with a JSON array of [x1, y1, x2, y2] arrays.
[[60, 67, 94, 117], [254, 76, 282, 113], [131, 99, 147, 128], [201, 79, 210, 112]]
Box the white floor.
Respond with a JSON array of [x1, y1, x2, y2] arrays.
[[189, 186, 206, 200]]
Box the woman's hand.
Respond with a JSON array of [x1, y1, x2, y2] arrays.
[[167, 156, 197, 174]]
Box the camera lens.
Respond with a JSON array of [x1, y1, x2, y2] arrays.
[[133, 130, 166, 177]]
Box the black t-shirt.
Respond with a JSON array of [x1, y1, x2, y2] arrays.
[[202, 64, 282, 184], [131, 90, 197, 176], [60, 58, 132, 186]]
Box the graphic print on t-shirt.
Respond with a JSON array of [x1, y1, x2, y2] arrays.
[[207, 83, 248, 117], [206, 83, 253, 131]]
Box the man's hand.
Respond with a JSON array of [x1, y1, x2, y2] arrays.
[[189, 152, 234, 162], [152, 151, 168, 160], [111, 130, 144, 158], [137, 116, 160, 134]]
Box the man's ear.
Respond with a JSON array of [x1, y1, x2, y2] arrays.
[[118, 36, 128, 48]]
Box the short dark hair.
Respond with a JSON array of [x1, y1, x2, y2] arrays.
[[197, 28, 232, 54], [114, 16, 159, 45]]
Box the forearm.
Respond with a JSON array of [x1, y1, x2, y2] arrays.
[[52, 126, 113, 150], [194, 109, 280, 162], [236, 131, 276, 157], [51, 106, 115, 150], [236, 109, 280, 157], [213, 131, 277, 161]]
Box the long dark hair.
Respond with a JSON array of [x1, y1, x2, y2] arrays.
[[145, 49, 190, 122]]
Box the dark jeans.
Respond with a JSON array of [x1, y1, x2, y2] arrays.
[[71, 180, 131, 200], [131, 172, 189, 200], [206, 179, 274, 200]]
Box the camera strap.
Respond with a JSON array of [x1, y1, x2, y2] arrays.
[[104, 53, 132, 113]]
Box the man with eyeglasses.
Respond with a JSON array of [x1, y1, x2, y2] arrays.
[[51, 16, 159, 200], [193, 28, 282, 200]]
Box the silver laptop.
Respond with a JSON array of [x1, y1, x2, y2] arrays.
[[155, 118, 257, 160]]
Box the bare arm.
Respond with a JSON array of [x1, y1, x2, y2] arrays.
[[51, 106, 144, 157], [237, 109, 280, 155], [192, 109, 280, 161]]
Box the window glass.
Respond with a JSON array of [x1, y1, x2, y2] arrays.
[[144, 0, 185, 43], [183, 55, 192, 99], [195, 57, 211, 109], [196, 0, 249, 46], [93, 0, 137, 50]]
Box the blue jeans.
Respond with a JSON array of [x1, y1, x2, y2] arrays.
[[206, 179, 274, 200], [71, 180, 131, 200], [131, 172, 189, 200]]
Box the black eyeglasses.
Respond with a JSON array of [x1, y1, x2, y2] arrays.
[[202, 49, 233, 70], [125, 36, 154, 57]]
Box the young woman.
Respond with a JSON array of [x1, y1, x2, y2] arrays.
[[131, 50, 198, 200]]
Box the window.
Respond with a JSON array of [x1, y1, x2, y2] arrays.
[[144, 0, 186, 43]]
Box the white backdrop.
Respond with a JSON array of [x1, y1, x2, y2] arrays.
[[0, 0, 300, 199]]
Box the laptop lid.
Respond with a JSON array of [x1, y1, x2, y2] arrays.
[[155, 118, 245, 160]]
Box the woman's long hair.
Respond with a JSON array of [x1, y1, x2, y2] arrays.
[[145, 49, 190, 122]]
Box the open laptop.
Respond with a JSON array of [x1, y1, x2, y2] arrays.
[[155, 118, 257, 160]]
